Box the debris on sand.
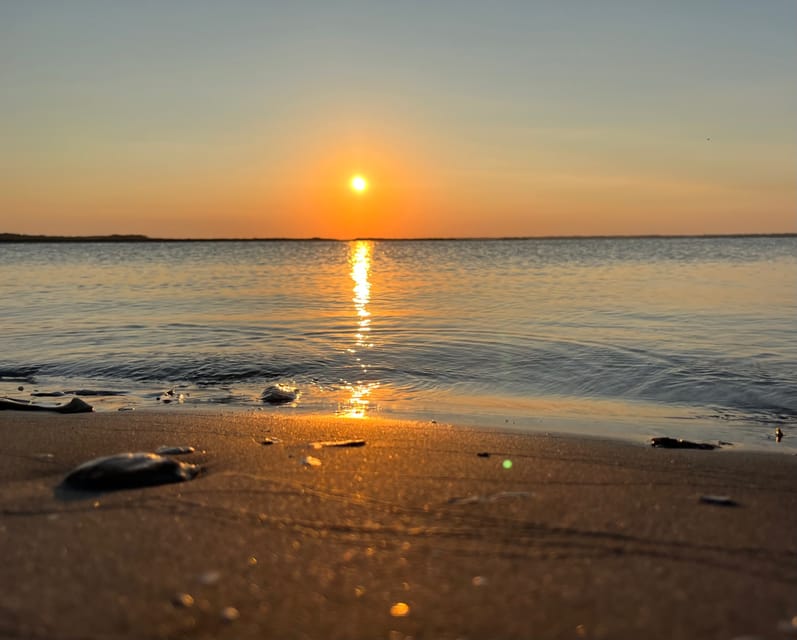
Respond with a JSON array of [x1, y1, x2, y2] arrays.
[[64, 452, 200, 490], [261, 385, 298, 405], [476, 452, 490, 458], [155, 445, 196, 455], [650, 437, 717, 450], [699, 495, 738, 507], [447, 491, 531, 505], [301, 455, 322, 467], [158, 389, 185, 404], [259, 437, 281, 446], [0, 396, 93, 414], [309, 439, 365, 449], [65, 389, 127, 396]]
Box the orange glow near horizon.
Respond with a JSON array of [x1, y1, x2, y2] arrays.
[[252, 126, 445, 239], [13, 116, 788, 240]]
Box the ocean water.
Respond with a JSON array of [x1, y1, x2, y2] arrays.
[[1, 237, 795, 450]]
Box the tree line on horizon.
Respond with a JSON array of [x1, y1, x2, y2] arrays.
[[1, 232, 794, 243]]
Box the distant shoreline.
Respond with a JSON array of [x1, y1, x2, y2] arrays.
[[1, 232, 795, 244]]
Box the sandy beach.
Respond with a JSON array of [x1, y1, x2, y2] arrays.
[[1, 410, 795, 640]]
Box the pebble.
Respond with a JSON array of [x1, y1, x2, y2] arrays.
[[261, 385, 298, 405], [301, 455, 322, 467], [172, 593, 195, 608], [220, 606, 240, 622], [63, 452, 200, 490]]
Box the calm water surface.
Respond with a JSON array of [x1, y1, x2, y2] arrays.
[[1, 237, 795, 450]]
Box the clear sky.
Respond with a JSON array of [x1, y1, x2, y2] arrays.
[[1, 1, 795, 239]]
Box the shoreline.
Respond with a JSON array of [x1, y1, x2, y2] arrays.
[[2, 385, 794, 455], [1, 410, 795, 639], [4, 390, 794, 455]]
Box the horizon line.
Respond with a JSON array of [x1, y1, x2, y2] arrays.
[[1, 231, 795, 243]]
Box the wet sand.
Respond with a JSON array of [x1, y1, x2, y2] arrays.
[[0, 410, 795, 640]]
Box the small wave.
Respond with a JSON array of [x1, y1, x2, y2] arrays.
[[0, 365, 39, 382]]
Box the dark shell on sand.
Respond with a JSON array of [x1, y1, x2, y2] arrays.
[[64, 452, 200, 490], [261, 385, 298, 405], [0, 396, 94, 414], [650, 437, 717, 450]]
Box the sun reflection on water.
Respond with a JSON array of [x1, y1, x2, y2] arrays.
[[339, 241, 379, 418]]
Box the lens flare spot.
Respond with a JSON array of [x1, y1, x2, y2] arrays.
[[502, 459, 513, 470]]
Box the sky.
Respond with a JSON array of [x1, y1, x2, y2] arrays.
[[1, 1, 795, 239]]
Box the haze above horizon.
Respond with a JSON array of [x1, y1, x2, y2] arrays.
[[1, 2, 795, 239]]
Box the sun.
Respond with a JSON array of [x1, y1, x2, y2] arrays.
[[350, 175, 368, 193]]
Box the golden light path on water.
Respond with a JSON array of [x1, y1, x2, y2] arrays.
[[338, 241, 378, 418]]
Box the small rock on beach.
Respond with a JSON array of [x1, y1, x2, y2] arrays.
[[0, 396, 93, 414], [64, 452, 201, 490], [172, 593, 195, 608], [220, 606, 240, 622], [261, 385, 298, 405]]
